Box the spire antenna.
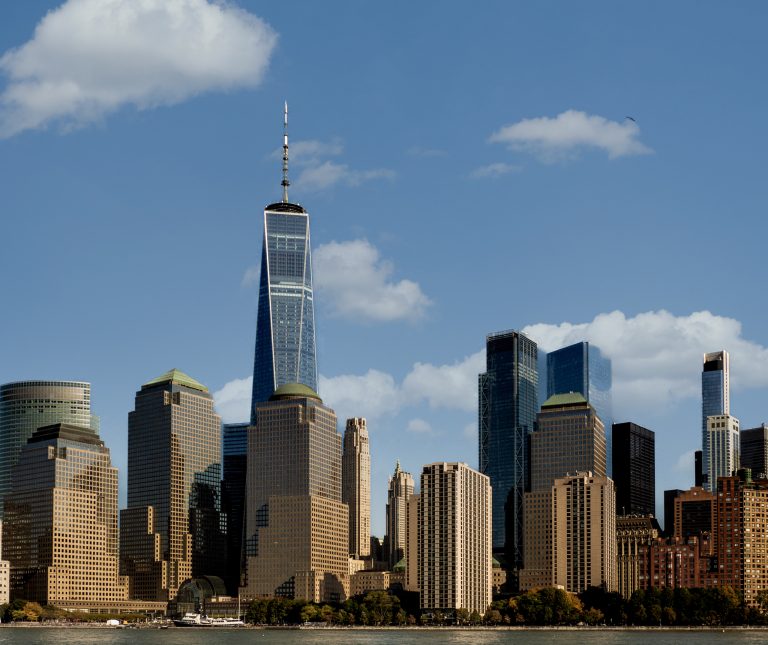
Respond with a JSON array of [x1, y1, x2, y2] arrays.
[[281, 101, 290, 203]]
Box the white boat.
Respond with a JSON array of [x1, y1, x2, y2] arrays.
[[173, 612, 212, 627]]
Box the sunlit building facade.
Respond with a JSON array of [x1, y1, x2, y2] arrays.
[[342, 417, 371, 559], [0, 380, 98, 516], [702, 351, 730, 490], [120, 369, 223, 602]]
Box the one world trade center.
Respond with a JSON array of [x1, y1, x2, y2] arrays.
[[250, 104, 318, 421]]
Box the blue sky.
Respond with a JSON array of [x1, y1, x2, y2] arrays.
[[1, 1, 767, 536]]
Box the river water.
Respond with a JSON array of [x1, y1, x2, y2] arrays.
[[0, 629, 766, 645]]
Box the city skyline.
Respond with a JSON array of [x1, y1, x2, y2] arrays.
[[2, 1, 768, 537]]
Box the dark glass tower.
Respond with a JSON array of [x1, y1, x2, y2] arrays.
[[612, 421, 655, 516], [479, 330, 538, 578], [250, 104, 317, 420], [701, 351, 729, 490], [221, 422, 249, 595], [546, 341, 613, 474], [741, 424, 768, 479]]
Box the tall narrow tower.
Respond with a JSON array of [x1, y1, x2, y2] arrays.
[[385, 462, 414, 569], [702, 351, 730, 490], [250, 103, 318, 419], [342, 418, 371, 559], [479, 330, 538, 581]]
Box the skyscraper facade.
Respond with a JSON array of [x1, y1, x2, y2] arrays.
[[479, 330, 538, 575], [521, 392, 607, 591], [342, 417, 371, 559], [242, 383, 348, 602], [120, 369, 223, 601], [741, 424, 768, 479], [551, 472, 617, 593], [385, 462, 414, 569], [250, 105, 317, 419], [706, 414, 740, 488], [221, 422, 249, 595], [3, 424, 129, 609], [418, 462, 491, 616], [546, 341, 613, 473], [612, 422, 656, 516], [0, 380, 98, 515], [702, 350, 730, 490]]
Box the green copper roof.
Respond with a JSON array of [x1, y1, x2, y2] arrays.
[[393, 557, 406, 572], [143, 369, 209, 393], [269, 382, 322, 402], [542, 392, 588, 408]]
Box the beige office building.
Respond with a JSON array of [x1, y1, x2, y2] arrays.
[[418, 462, 491, 616], [405, 492, 420, 592], [3, 423, 130, 609], [342, 417, 371, 558], [120, 369, 223, 602], [521, 393, 609, 590], [385, 462, 414, 568], [0, 521, 9, 604], [552, 472, 616, 592], [241, 384, 348, 602]]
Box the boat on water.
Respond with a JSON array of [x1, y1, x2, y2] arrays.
[[174, 613, 212, 627], [173, 613, 245, 627]]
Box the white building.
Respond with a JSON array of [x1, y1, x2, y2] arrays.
[[707, 414, 740, 486]]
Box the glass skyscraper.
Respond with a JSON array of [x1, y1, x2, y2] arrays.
[[221, 421, 249, 595], [250, 106, 317, 421], [0, 380, 99, 517], [546, 341, 613, 474], [702, 350, 730, 490], [479, 330, 538, 579]]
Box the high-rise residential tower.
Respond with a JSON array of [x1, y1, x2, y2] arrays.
[[3, 424, 130, 610], [702, 351, 730, 490], [706, 414, 739, 488], [418, 462, 491, 616], [221, 422, 249, 596], [546, 341, 613, 474], [479, 330, 538, 577], [385, 462, 414, 569], [250, 104, 317, 419], [0, 380, 98, 515], [342, 417, 371, 559], [612, 422, 656, 516], [120, 369, 223, 601], [242, 383, 348, 602], [741, 424, 768, 479]]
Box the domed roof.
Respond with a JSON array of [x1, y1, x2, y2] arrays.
[[269, 382, 322, 402]]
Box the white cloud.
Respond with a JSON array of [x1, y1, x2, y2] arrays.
[[273, 138, 344, 165], [523, 310, 768, 417], [402, 350, 485, 412], [214, 349, 482, 426], [313, 239, 431, 322], [241, 265, 260, 287], [213, 375, 252, 424], [407, 418, 433, 434], [470, 162, 521, 179], [295, 161, 394, 192], [489, 110, 652, 161], [0, 0, 277, 137], [674, 450, 696, 474], [318, 369, 400, 423]]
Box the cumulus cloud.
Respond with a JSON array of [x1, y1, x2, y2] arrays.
[[214, 350, 483, 425], [213, 375, 252, 423], [402, 350, 485, 411], [523, 310, 768, 416], [407, 418, 433, 434], [489, 110, 652, 161], [470, 162, 521, 179], [0, 0, 277, 137], [295, 160, 394, 192], [313, 239, 431, 322]]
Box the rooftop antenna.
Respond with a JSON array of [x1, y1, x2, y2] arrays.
[[281, 101, 290, 203]]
